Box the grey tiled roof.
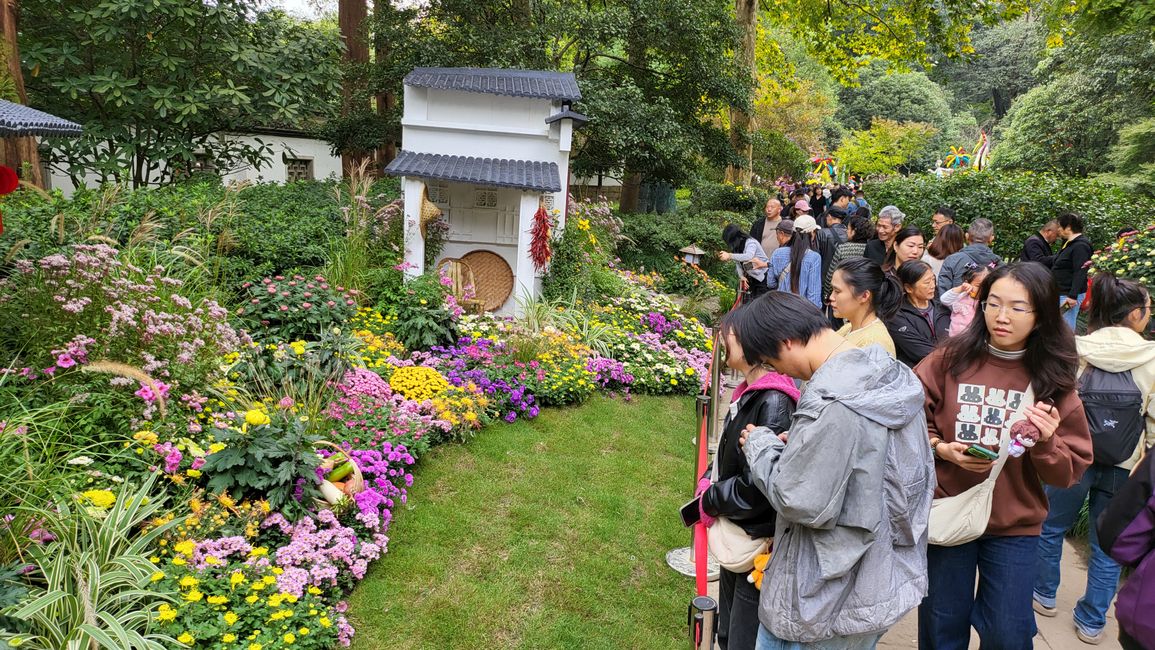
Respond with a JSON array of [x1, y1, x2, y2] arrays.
[[544, 109, 588, 126], [384, 150, 562, 193], [405, 67, 581, 102], [0, 100, 82, 137]]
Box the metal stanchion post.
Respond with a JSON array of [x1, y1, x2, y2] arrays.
[[688, 595, 718, 650]]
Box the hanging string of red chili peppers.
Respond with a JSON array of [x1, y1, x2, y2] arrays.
[[530, 200, 552, 270]]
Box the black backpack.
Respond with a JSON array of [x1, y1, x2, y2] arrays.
[[1079, 365, 1145, 466]]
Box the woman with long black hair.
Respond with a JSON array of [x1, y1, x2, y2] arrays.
[[915, 262, 1093, 650], [719, 224, 771, 300], [829, 257, 902, 356], [765, 215, 823, 308], [885, 260, 950, 367], [1033, 273, 1155, 644], [884, 226, 927, 273]]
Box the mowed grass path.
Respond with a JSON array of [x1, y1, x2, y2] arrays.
[[348, 395, 698, 650]]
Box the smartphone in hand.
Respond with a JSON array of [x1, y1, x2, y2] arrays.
[[965, 444, 999, 461], [680, 497, 702, 527]]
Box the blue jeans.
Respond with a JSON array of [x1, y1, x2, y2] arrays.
[[755, 627, 881, 650], [918, 535, 1039, 650], [1061, 293, 1086, 330], [1034, 464, 1130, 635]]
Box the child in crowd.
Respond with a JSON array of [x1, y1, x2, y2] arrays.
[[939, 262, 991, 337]]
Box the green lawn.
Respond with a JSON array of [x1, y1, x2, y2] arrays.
[[347, 395, 698, 650]]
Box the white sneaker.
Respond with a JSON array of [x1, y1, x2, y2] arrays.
[[1076, 626, 1104, 645], [1032, 599, 1057, 617]]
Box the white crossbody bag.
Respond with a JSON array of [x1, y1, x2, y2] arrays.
[[706, 448, 771, 572], [928, 384, 1034, 547]]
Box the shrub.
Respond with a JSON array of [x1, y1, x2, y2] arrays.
[[543, 199, 626, 302], [237, 274, 359, 342], [688, 181, 769, 221], [200, 406, 323, 519], [864, 171, 1149, 259], [1090, 225, 1155, 289], [617, 209, 738, 280], [382, 272, 459, 351]]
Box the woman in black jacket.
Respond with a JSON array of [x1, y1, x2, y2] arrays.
[[886, 260, 951, 367], [1052, 213, 1094, 330], [698, 306, 797, 650]]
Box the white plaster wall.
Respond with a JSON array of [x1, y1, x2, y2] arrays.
[[45, 133, 343, 197]]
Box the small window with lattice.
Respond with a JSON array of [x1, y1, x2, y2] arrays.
[[474, 189, 498, 208], [542, 195, 556, 211], [286, 158, 314, 182], [428, 184, 449, 205]]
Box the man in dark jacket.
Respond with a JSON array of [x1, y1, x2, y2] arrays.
[[936, 218, 1002, 296], [820, 188, 852, 243], [1019, 220, 1059, 267], [864, 205, 904, 265], [1052, 213, 1093, 330]]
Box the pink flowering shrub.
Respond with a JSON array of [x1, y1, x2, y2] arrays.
[[326, 368, 446, 455], [0, 243, 247, 389], [261, 509, 387, 596], [236, 274, 359, 342]]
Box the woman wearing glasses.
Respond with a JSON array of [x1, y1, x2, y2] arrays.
[[1033, 273, 1155, 646], [885, 260, 950, 367], [914, 262, 1093, 650]]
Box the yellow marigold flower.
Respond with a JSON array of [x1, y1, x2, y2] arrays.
[[209, 442, 227, 454], [223, 633, 237, 643], [283, 633, 296, 644], [249, 546, 268, 557], [248, 644, 263, 650], [177, 632, 194, 644], [319, 616, 332, 628], [297, 627, 309, 635], [261, 575, 276, 585], [204, 555, 220, 565], [224, 611, 239, 625], [80, 489, 116, 509], [230, 571, 245, 586], [307, 586, 322, 595], [271, 567, 283, 575], [244, 409, 271, 427], [207, 595, 228, 605], [246, 595, 259, 604], [173, 539, 196, 556], [172, 557, 187, 566], [179, 576, 199, 588], [186, 469, 202, 478], [151, 571, 165, 582], [184, 589, 204, 602]]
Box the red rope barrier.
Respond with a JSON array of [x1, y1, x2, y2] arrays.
[[693, 288, 744, 598]]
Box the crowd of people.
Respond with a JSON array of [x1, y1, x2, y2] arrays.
[[698, 188, 1155, 650]]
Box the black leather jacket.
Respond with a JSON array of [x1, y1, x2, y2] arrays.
[[700, 384, 795, 538]]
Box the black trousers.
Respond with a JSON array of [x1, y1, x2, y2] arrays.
[[717, 567, 761, 650]]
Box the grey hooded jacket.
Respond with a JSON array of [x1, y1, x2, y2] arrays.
[[743, 345, 935, 642]]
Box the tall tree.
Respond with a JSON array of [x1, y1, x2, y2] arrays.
[[725, 0, 757, 185], [338, 0, 369, 174], [0, 0, 42, 187], [21, 0, 343, 188]]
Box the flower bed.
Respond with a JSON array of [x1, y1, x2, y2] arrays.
[[0, 226, 712, 648]]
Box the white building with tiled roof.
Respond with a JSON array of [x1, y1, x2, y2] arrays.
[[384, 67, 586, 315]]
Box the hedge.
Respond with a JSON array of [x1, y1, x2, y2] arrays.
[[864, 171, 1151, 259]]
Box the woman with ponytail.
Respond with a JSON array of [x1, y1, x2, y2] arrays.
[[765, 215, 823, 308], [1033, 273, 1155, 645], [828, 257, 902, 356]]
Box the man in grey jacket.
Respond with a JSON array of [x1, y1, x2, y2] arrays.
[[935, 218, 1001, 296], [736, 292, 935, 648]]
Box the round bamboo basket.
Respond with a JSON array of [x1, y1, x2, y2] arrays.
[[460, 250, 514, 312]]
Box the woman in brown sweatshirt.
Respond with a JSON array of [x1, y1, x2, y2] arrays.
[[914, 262, 1093, 650]]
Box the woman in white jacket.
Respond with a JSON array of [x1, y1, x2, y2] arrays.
[[1033, 272, 1155, 644]]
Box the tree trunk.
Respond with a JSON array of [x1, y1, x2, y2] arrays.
[[618, 171, 642, 214], [0, 0, 42, 187], [339, 0, 369, 176], [373, 0, 396, 172], [725, 0, 756, 186]]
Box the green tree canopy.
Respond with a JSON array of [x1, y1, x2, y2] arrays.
[[834, 118, 938, 178], [21, 0, 344, 188], [931, 17, 1045, 121]]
